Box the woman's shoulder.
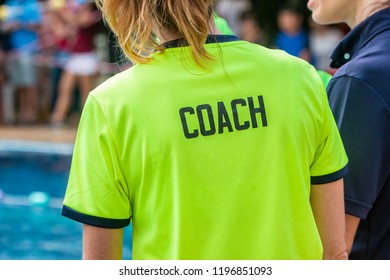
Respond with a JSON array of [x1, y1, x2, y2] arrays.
[[90, 66, 142, 100]]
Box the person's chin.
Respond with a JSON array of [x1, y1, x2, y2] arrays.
[[307, 1, 326, 25]]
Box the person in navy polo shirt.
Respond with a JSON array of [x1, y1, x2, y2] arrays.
[[308, 0, 390, 259]]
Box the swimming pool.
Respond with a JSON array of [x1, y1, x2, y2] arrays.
[[0, 140, 132, 260]]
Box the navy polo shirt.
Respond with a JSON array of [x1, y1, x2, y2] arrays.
[[327, 8, 390, 259]]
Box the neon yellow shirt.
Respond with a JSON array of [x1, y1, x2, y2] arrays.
[[214, 13, 235, 35], [317, 70, 333, 89], [62, 36, 348, 260]]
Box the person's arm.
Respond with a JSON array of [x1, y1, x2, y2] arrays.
[[83, 224, 124, 260], [345, 214, 360, 255], [310, 179, 348, 260]]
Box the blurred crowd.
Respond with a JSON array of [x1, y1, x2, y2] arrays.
[[216, 0, 349, 71], [0, 0, 349, 127]]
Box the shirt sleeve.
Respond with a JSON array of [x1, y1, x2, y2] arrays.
[[62, 95, 131, 228], [309, 68, 349, 184], [327, 76, 390, 219]]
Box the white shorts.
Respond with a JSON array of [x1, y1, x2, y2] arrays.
[[64, 52, 99, 76]]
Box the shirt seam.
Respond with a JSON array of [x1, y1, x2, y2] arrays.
[[345, 196, 373, 209], [88, 95, 132, 206], [331, 74, 390, 110], [160, 40, 247, 53]]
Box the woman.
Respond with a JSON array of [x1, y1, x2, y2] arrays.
[[308, 0, 390, 259], [50, 0, 101, 125], [62, 0, 348, 260], [275, 5, 311, 62]]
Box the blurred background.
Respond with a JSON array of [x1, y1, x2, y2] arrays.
[[0, 0, 349, 259]]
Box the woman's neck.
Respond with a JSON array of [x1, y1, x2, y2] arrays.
[[348, 1, 390, 28]]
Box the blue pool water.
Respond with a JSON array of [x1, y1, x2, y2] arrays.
[[0, 140, 132, 260]]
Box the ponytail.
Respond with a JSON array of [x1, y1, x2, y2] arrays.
[[96, 0, 215, 66]]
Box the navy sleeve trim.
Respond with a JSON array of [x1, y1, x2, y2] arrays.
[[345, 197, 372, 219], [62, 205, 131, 229], [311, 164, 349, 184]]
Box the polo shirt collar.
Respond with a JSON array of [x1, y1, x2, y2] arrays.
[[330, 7, 390, 68], [162, 34, 240, 49]]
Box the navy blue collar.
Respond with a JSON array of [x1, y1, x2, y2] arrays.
[[162, 35, 240, 49], [330, 7, 390, 68]]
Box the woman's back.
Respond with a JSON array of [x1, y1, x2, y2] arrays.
[[63, 36, 348, 259]]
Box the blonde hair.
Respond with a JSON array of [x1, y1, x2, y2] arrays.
[[96, 0, 215, 66]]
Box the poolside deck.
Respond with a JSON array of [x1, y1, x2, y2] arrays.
[[0, 125, 77, 143]]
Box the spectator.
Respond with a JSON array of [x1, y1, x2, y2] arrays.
[[3, 0, 41, 124], [0, 15, 12, 124], [50, 0, 101, 126], [275, 5, 310, 62], [214, 13, 235, 36], [309, 0, 390, 259], [239, 10, 267, 45], [215, 0, 251, 35], [309, 19, 343, 74], [40, 1, 74, 121]]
